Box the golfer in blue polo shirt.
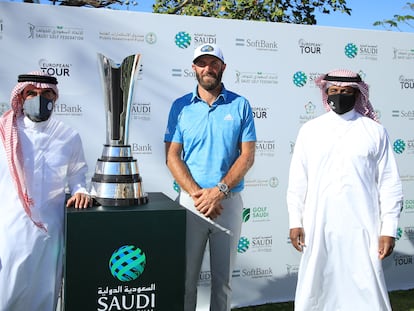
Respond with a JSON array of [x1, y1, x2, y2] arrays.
[[164, 43, 256, 311]]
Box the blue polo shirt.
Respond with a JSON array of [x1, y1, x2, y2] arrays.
[[164, 84, 256, 192]]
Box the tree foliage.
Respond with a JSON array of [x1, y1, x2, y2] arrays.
[[152, 0, 351, 25], [51, 0, 122, 8], [373, 2, 414, 31], [20, 0, 414, 32], [23, 0, 352, 25]]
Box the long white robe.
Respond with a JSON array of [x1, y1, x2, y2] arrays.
[[287, 110, 403, 311], [0, 116, 88, 311]]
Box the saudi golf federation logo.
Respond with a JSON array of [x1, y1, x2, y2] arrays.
[[109, 245, 146, 282]]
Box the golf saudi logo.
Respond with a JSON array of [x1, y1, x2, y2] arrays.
[[109, 245, 146, 282]]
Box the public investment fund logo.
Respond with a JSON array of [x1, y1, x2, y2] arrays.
[[109, 245, 146, 282]]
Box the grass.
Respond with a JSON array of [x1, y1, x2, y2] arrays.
[[232, 289, 414, 311]]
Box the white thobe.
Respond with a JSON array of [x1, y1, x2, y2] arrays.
[[0, 116, 88, 311], [287, 110, 403, 311]]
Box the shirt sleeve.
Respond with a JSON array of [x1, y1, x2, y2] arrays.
[[240, 99, 256, 142], [164, 98, 188, 144], [67, 133, 89, 195], [286, 127, 308, 229], [376, 128, 403, 237]]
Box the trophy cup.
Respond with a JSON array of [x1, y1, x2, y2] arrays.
[[91, 53, 148, 206]]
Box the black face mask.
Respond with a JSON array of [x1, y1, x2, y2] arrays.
[[327, 93, 356, 115], [23, 95, 54, 122]]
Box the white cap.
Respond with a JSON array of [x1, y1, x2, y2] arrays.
[[193, 44, 225, 63]]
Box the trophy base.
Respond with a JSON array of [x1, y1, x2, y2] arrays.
[[91, 144, 149, 207], [94, 195, 149, 207]]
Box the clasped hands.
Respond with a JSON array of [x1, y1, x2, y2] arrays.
[[191, 187, 225, 219]]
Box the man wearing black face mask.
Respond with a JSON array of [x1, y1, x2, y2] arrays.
[[0, 71, 91, 311], [287, 69, 403, 310], [326, 84, 358, 114]]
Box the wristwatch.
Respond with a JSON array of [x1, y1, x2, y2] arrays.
[[217, 182, 229, 196]]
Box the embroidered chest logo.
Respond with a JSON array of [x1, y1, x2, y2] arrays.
[[224, 114, 234, 121]]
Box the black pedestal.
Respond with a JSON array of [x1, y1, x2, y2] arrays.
[[64, 192, 186, 311]]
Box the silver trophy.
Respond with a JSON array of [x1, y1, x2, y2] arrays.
[[91, 53, 148, 206]]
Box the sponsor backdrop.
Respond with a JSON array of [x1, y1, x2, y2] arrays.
[[0, 2, 413, 309]]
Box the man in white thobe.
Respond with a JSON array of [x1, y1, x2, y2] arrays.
[[287, 69, 403, 311], [0, 72, 91, 311]]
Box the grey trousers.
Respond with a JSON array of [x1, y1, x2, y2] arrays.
[[179, 191, 243, 311]]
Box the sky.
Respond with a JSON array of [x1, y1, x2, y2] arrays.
[[131, 0, 414, 33]]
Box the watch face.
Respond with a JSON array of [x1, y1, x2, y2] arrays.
[[218, 183, 228, 192]]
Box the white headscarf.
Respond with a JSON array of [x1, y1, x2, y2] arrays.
[[0, 71, 59, 229], [314, 69, 378, 122]]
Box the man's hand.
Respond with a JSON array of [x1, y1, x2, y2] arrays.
[[66, 193, 91, 209], [290, 227, 305, 252], [192, 187, 224, 219], [378, 236, 395, 260]]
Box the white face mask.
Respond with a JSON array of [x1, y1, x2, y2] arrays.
[[23, 95, 54, 122]]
